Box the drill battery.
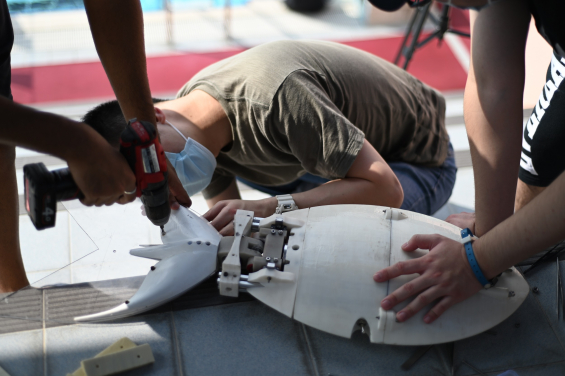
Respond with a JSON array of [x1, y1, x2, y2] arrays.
[[24, 163, 81, 230]]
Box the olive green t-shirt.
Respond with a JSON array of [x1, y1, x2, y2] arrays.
[[176, 40, 448, 199]]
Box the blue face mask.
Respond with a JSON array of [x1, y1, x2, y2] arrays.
[[163, 120, 217, 196]]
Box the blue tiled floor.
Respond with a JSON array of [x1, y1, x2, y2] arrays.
[[453, 263, 565, 376], [304, 326, 453, 376], [3, 262, 565, 375], [0, 329, 44, 376], [522, 260, 565, 349], [173, 301, 315, 376], [46, 313, 179, 376]]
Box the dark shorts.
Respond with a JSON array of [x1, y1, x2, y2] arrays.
[[237, 143, 457, 216], [0, 0, 12, 100], [519, 50, 565, 187]]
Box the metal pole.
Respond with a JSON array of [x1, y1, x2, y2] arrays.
[[164, 0, 173, 46], [224, 0, 232, 40]]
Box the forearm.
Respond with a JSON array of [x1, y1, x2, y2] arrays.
[[475, 170, 565, 279], [465, 2, 530, 235], [273, 140, 403, 214], [84, 0, 154, 124], [0, 97, 105, 161], [214, 174, 402, 221], [292, 176, 403, 210], [465, 76, 523, 235]]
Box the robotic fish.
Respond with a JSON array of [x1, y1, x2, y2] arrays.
[[75, 205, 529, 346]]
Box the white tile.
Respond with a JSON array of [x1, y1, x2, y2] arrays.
[[27, 267, 71, 288], [446, 124, 470, 151], [69, 214, 99, 261], [63, 200, 160, 283], [445, 96, 464, 118], [69, 257, 156, 284], [19, 212, 70, 273], [448, 167, 475, 210]]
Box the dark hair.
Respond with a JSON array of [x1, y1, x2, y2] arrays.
[[81, 98, 167, 147]]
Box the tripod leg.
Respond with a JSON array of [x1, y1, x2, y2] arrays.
[[394, 7, 419, 65], [402, 3, 431, 70]]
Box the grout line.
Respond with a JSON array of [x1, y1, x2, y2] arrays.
[[69, 211, 73, 285], [170, 311, 184, 376], [300, 324, 320, 376], [42, 289, 47, 376]]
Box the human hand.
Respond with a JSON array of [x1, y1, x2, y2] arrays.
[[446, 212, 475, 233], [202, 198, 276, 236], [67, 137, 137, 207], [373, 234, 483, 324]]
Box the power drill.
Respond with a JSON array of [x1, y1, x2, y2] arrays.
[[24, 119, 171, 233]]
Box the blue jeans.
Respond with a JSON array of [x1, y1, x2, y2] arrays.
[[238, 144, 457, 216]]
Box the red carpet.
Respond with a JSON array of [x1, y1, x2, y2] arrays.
[[11, 35, 469, 105]]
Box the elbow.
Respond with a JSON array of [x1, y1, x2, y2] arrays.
[[369, 174, 403, 208], [389, 178, 404, 209]]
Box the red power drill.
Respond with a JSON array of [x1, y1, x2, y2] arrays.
[[24, 119, 171, 232]]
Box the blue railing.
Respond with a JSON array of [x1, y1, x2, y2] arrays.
[[7, 0, 250, 14]]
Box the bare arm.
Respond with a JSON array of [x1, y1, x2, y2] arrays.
[[0, 97, 136, 206], [203, 140, 403, 235], [84, 0, 192, 207], [374, 169, 565, 323], [465, 0, 531, 235], [83, 0, 155, 125], [292, 140, 403, 209]]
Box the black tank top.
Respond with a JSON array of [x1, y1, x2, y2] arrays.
[[529, 0, 565, 57]]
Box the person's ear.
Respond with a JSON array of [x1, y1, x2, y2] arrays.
[[155, 107, 166, 124]]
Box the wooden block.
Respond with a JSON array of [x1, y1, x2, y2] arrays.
[[71, 338, 138, 376], [81, 343, 154, 376]]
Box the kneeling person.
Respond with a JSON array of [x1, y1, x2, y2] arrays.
[[84, 40, 456, 235]]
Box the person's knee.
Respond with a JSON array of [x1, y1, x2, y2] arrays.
[[391, 178, 404, 208]]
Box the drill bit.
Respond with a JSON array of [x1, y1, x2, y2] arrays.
[[160, 226, 166, 236]]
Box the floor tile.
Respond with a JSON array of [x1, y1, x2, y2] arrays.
[[0, 329, 44, 376], [304, 325, 452, 376], [45, 312, 178, 376], [453, 289, 565, 376], [173, 301, 315, 376], [43, 277, 144, 328], [20, 212, 70, 273], [28, 267, 72, 288], [448, 167, 475, 210], [0, 287, 43, 334], [520, 260, 565, 349], [511, 361, 565, 375]]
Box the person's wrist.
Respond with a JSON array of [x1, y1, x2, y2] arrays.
[[260, 197, 278, 217], [471, 239, 497, 280]]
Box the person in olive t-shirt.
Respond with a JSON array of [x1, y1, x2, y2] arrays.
[[83, 40, 456, 235]]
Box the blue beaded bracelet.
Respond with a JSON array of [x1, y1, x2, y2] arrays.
[[461, 228, 493, 288]]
